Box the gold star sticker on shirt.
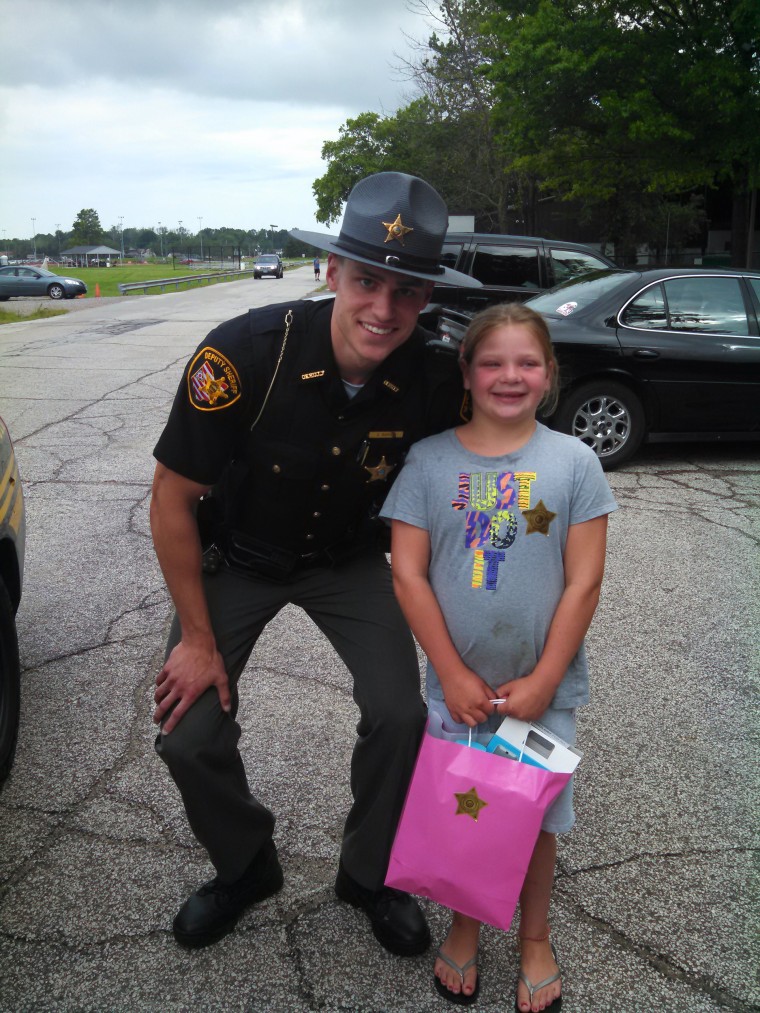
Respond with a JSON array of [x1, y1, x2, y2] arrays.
[[522, 499, 557, 536], [382, 213, 414, 246], [454, 786, 488, 822], [365, 455, 396, 483]]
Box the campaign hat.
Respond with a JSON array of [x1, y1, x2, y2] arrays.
[[290, 172, 481, 287]]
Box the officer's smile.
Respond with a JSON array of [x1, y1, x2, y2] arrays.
[[327, 256, 433, 383]]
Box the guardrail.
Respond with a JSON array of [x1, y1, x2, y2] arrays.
[[118, 268, 258, 295]]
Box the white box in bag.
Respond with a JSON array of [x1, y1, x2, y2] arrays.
[[486, 716, 582, 773]]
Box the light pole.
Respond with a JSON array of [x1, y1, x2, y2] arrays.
[[31, 218, 36, 259], [55, 224, 61, 258], [119, 216, 125, 262], [197, 216, 203, 261], [158, 222, 163, 259], [178, 221, 183, 259]]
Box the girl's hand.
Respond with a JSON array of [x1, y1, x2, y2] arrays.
[[495, 673, 554, 723], [443, 670, 496, 727]]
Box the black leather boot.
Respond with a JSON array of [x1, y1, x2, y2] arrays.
[[335, 859, 430, 956], [173, 840, 283, 948]]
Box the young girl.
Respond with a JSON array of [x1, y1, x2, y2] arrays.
[[381, 303, 617, 1011]]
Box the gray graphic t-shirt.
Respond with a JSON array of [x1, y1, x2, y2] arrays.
[[381, 423, 618, 708]]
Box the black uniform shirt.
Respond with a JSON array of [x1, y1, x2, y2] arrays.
[[154, 299, 466, 556]]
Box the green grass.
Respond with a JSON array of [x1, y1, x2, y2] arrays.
[[57, 265, 221, 298], [57, 264, 298, 298], [0, 305, 67, 325]]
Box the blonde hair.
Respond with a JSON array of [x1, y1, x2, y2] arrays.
[[460, 303, 560, 414]]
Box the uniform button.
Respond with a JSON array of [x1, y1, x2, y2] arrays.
[[272, 464, 281, 474], [320, 484, 330, 492], [305, 533, 315, 541], [331, 446, 341, 456], [312, 511, 321, 519]]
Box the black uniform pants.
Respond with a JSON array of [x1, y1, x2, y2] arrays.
[[155, 550, 426, 889]]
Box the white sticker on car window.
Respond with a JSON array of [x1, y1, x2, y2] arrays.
[[556, 301, 578, 316]]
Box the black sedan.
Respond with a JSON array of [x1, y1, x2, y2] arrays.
[[0, 265, 87, 300], [437, 268, 760, 468]]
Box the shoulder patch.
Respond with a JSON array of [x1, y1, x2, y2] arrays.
[[187, 346, 242, 411]]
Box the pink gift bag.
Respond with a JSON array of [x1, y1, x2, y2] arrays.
[[385, 720, 571, 930]]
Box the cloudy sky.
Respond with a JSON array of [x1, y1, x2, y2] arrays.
[[1, 0, 440, 244]]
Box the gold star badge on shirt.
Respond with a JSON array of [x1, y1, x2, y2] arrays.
[[522, 499, 557, 536], [382, 213, 413, 246], [454, 786, 488, 822], [365, 455, 396, 483]]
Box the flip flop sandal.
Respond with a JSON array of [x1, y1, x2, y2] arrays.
[[433, 946, 480, 1005], [514, 942, 562, 1012]]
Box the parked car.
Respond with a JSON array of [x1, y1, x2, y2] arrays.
[[0, 416, 25, 786], [253, 254, 283, 279], [0, 265, 87, 301], [428, 232, 616, 317], [436, 268, 760, 469]]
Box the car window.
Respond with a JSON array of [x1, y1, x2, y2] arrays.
[[747, 277, 760, 306], [621, 284, 668, 329], [664, 276, 749, 335], [0, 268, 13, 276], [470, 244, 541, 289], [550, 248, 611, 284], [18, 268, 36, 278], [440, 243, 463, 268]]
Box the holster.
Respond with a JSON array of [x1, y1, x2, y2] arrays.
[[221, 529, 300, 582]]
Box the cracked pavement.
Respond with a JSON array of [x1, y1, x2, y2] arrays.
[[0, 269, 758, 1011]]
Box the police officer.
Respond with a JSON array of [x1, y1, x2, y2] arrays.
[[150, 172, 481, 953]]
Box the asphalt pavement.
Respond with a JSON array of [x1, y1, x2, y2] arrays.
[[0, 267, 758, 1012]]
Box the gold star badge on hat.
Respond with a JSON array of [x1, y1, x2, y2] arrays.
[[382, 213, 413, 246], [365, 455, 396, 483], [454, 786, 488, 822], [523, 499, 557, 535]]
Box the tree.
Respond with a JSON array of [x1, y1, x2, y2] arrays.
[[313, 1, 514, 229], [485, 0, 760, 262], [70, 209, 105, 246]]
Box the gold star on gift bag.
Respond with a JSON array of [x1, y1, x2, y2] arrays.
[[454, 786, 488, 822]]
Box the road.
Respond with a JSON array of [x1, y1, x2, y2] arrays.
[[0, 266, 758, 1011]]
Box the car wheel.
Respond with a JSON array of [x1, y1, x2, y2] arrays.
[[0, 296, 9, 302], [0, 580, 21, 787], [555, 380, 645, 469], [48, 284, 65, 300]]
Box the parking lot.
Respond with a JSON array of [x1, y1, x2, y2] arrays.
[[0, 268, 757, 1011]]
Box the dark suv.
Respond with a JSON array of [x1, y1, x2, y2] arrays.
[[253, 254, 284, 279], [431, 232, 616, 316]]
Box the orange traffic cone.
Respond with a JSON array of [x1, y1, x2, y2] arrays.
[[95, 283, 101, 297]]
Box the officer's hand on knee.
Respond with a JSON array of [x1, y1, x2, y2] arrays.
[[154, 640, 231, 733]]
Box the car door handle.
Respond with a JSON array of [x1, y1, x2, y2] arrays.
[[634, 349, 660, 359]]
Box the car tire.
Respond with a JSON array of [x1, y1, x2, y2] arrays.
[[48, 284, 65, 300], [554, 380, 645, 470], [0, 580, 21, 787], [0, 296, 9, 302]]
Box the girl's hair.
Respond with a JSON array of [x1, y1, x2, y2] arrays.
[[459, 302, 560, 414]]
